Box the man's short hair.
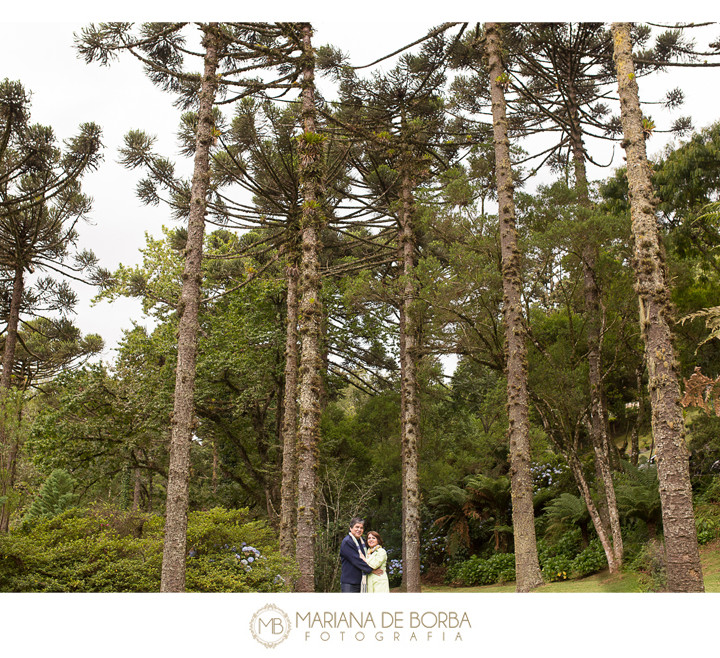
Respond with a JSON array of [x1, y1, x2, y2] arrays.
[[349, 516, 365, 528]]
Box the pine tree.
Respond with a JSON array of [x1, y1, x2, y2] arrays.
[[22, 468, 77, 525], [0, 79, 102, 532]]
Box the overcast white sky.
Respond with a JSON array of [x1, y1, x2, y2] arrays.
[[1, 8, 719, 364]]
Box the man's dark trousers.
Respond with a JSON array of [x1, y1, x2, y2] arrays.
[[341, 582, 361, 593]]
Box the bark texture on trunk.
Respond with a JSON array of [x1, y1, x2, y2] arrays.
[[485, 22, 543, 593], [279, 254, 299, 557], [566, 449, 618, 573], [160, 24, 219, 593], [295, 22, 324, 592], [612, 22, 703, 592], [568, 112, 624, 571], [399, 164, 422, 593], [398, 304, 408, 592], [0, 266, 25, 533]]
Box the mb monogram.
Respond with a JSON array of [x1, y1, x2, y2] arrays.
[[250, 604, 292, 648]]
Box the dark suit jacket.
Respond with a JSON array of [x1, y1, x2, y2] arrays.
[[339, 533, 374, 585]]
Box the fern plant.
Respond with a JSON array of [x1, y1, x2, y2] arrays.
[[615, 463, 662, 538], [543, 493, 591, 547]]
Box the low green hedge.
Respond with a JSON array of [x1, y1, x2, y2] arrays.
[[447, 552, 516, 586], [0, 505, 298, 592], [447, 529, 608, 587]]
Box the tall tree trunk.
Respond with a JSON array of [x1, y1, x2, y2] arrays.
[[0, 266, 24, 533], [279, 252, 299, 557], [630, 359, 646, 467], [568, 100, 624, 571], [611, 22, 703, 592], [295, 22, 325, 592], [485, 22, 543, 593], [399, 163, 422, 593], [0, 267, 23, 394], [398, 303, 408, 592], [160, 23, 219, 592]]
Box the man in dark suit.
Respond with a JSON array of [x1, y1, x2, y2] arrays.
[[339, 516, 383, 592]]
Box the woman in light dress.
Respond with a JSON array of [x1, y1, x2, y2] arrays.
[[359, 530, 390, 593]]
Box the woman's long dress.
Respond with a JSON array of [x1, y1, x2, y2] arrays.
[[365, 547, 390, 593]]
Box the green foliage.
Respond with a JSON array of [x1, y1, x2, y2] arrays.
[[537, 530, 606, 581], [694, 501, 720, 545], [570, 540, 608, 578], [687, 414, 720, 483], [543, 493, 589, 539], [428, 484, 470, 554], [614, 463, 663, 535], [536, 528, 583, 563], [21, 469, 77, 527], [446, 552, 516, 586], [626, 539, 667, 592], [0, 506, 297, 592], [541, 555, 573, 582]]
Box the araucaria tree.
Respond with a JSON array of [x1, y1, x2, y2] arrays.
[[611, 21, 703, 592], [159, 24, 221, 593], [76, 21, 304, 591], [484, 22, 543, 592], [0, 79, 102, 532], [294, 22, 326, 593]]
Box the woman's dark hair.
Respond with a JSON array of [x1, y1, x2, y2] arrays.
[[367, 531, 384, 546]]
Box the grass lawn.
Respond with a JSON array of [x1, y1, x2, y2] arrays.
[[420, 539, 720, 593]]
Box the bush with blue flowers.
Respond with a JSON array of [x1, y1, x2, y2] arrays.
[[0, 505, 297, 592]]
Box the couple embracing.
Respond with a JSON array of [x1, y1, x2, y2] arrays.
[[339, 516, 390, 593]]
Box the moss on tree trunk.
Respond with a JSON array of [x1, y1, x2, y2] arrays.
[[485, 22, 543, 593], [160, 24, 220, 593], [295, 22, 325, 593], [611, 21, 703, 592]]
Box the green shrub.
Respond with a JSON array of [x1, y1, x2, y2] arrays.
[[447, 552, 515, 586], [21, 469, 77, 527], [570, 539, 607, 577], [0, 505, 297, 592], [537, 527, 583, 564], [538, 528, 606, 581], [695, 503, 720, 545], [541, 555, 573, 582], [626, 539, 666, 592]]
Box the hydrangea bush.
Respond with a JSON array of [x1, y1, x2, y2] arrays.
[[0, 505, 297, 592]]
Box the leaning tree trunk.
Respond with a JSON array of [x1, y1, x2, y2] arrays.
[[279, 244, 300, 557], [485, 22, 543, 592], [295, 22, 325, 592], [0, 266, 25, 533], [567, 97, 623, 570], [566, 447, 618, 573], [160, 24, 220, 593], [399, 162, 422, 593], [611, 22, 703, 592]]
